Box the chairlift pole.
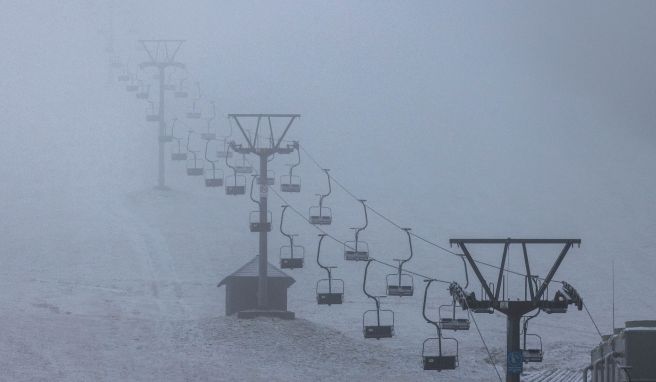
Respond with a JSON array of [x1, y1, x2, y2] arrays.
[[449, 238, 581, 382], [229, 114, 300, 310], [139, 40, 185, 190]]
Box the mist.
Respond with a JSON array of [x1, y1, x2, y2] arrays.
[[1, 1, 655, 381]]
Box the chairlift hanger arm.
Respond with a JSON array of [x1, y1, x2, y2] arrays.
[[362, 260, 380, 311], [280, 205, 293, 245], [249, 176, 260, 207]]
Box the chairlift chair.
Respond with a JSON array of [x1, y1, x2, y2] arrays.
[[278, 141, 301, 192], [117, 68, 130, 82], [315, 234, 344, 305], [225, 146, 246, 195], [279, 205, 304, 269], [234, 154, 253, 174], [438, 301, 471, 331], [309, 169, 333, 225], [257, 170, 275, 186], [171, 136, 188, 161], [386, 228, 415, 297], [126, 76, 139, 92], [362, 260, 394, 339], [521, 310, 544, 363], [422, 279, 459, 371], [186, 82, 202, 119], [345, 200, 370, 261], [249, 211, 272, 232], [248, 176, 271, 231], [174, 78, 188, 98], [136, 82, 149, 99], [146, 102, 159, 122], [200, 101, 217, 140], [203, 139, 223, 187], [185, 131, 204, 176]]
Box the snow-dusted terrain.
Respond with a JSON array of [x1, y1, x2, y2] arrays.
[[2, 1, 656, 381]]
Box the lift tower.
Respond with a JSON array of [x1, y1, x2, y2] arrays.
[[139, 40, 185, 189], [229, 114, 300, 313], [448, 238, 582, 382]]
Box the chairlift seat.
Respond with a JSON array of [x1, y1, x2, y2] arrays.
[[187, 112, 202, 119], [344, 240, 370, 261], [472, 307, 494, 314], [205, 178, 223, 187], [281, 183, 301, 192], [542, 299, 568, 314], [281, 258, 304, 269], [363, 325, 394, 339], [387, 285, 414, 297], [216, 151, 233, 159], [257, 176, 275, 186], [146, 115, 160, 122], [186, 168, 204, 176], [423, 356, 458, 371], [522, 349, 543, 363], [171, 153, 188, 161], [250, 222, 271, 232], [345, 250, 370, 261], [309, 215, 332, 225], [235, 166, 253, 174], [201, 133, 216, 140], [174, 91, 188, 98], [317, 293, 342, 305], [226, 185, 245, 195], [439, 318, 471, 331]]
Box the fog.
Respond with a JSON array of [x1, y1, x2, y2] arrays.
[[1, 1, 655, 381]]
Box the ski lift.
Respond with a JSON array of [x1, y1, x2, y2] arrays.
[[163, 72, 176, 91], [234, 154, 253, 174], [386, 228, 415, 296], [248, 176, 272, 232], [309, 169, 332, 225], [136, 82, 149, 99], [146, 101, 159, 122], [438, 300, 471, 331], [186, 82, 202, 119], [216, 138, 234, 159], [185, 131, 204, 176], [422, 279, 459, 371], [345, 200, 370, 261], [110, 56, 122, 69], [315, 234, 344, 305], [225, 145, 246, 195], [174, 78, 188, 98], [159, 118, 174, 143], [362, 260, 394, 339], [201, 101, 217, 140], [279, 205, 304, 269], [522, 310, 544, 363], [203, 139, 223, 187], [280, 141, 301, 192], [256, 170, 275, 186], [125, 75, 139, 92], [171, 120, 188, 161]]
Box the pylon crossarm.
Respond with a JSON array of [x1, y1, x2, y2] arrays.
[[459, 243, 496, 303], [533, 242, 573, 302]]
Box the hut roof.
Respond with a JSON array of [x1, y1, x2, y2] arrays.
[[217, 256, 295, 287]]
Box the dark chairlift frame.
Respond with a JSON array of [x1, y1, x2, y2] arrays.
[[316, 234, 344, 305], [224, 144, 246, 195], [203, 138, 223, 187], [362, 260, 394, 339], [386, 228, 415, 296], [279, 205, 304, 269], [309, 169, 333, 225], [344, 200, 370, 261], [280, 141, 301, 192], [185, 130, 204, 176], [422, 279, 459, 371]]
